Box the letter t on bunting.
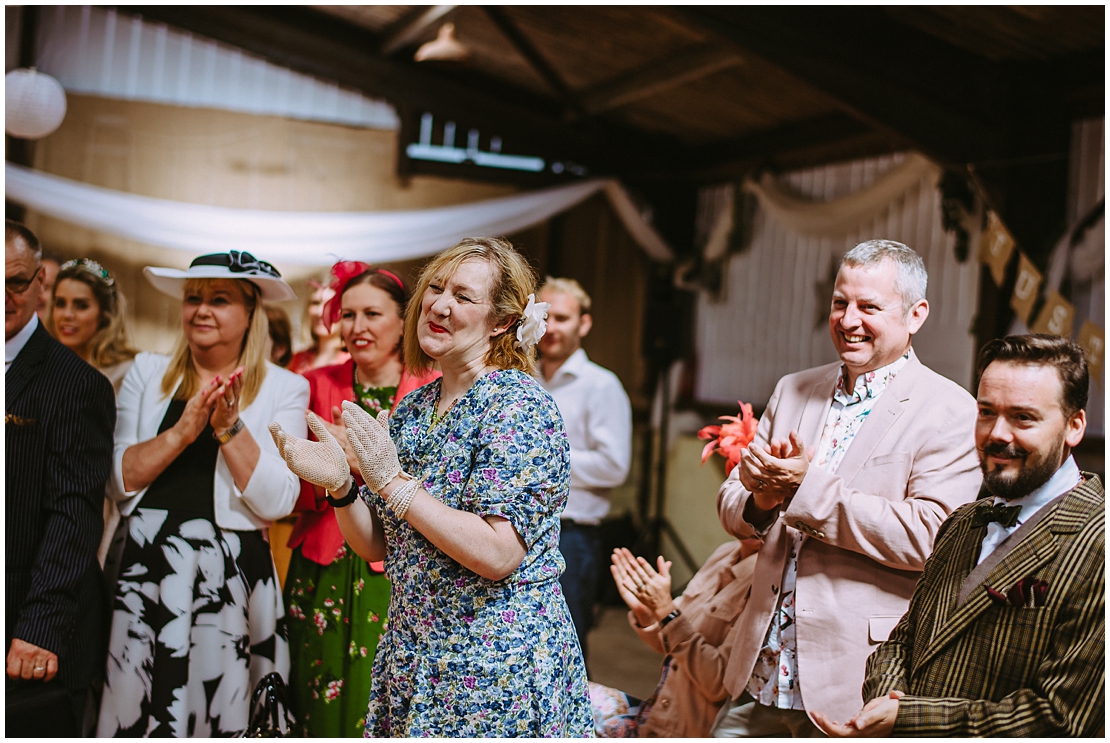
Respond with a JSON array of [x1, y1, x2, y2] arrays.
[[1010, 253, 1043, 326]]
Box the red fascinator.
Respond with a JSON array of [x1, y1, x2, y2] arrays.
[[321, 260, 406, 332]]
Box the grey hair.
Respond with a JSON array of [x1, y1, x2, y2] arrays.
[[5, 219, 43, 263], [841, 239, 927, 315]]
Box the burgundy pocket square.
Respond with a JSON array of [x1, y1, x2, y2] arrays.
[[987, 577, 1049, 608]]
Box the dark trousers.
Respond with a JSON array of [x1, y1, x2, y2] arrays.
[[559, 520, 601, 660], [6, 678, 83, 737]]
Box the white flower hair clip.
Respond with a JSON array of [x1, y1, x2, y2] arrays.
[[516, 293, 550, 351]]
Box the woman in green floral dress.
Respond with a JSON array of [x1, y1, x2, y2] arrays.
[[284, 263, 438, 736]]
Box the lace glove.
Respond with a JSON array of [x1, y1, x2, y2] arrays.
[[269, 412, 353, 495], [340, 400, 402, 493]]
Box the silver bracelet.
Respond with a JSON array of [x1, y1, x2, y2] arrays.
[[388, 478, 421, 520]]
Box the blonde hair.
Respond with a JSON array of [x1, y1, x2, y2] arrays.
[[404, 237, 539, 375], [48, 266, 138, 368], [538, 276, 592, 314], [300, 270, 334, 348], [161, 278, 269, 406]]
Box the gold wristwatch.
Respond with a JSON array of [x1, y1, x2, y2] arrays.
[[213, 418, 245, 444]]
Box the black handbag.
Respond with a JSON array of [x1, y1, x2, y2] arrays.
[[241, 672, 303, 738]]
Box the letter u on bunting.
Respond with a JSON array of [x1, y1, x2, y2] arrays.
[[1010, 253, 1043, 325]]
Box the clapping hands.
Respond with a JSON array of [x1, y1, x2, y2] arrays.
[[339, 400, 402, 493], [610, 548, 678, 628], [739, 431, 815, 511], [269, 412, 352, 495], [812, 691, 903, 737]]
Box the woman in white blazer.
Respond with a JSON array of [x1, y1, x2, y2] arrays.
[[97, 252, 309, 738]]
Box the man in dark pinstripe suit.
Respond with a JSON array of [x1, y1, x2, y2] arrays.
[[814, 335, 1104, 737], [6, 221, 115, 735]]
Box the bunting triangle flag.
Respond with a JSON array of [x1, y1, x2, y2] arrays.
[[979, 212, 1015, 287], [1077, 321, 1105, 387], [1010, 252, 1043, 326], [1030, 290, 1075, 337]]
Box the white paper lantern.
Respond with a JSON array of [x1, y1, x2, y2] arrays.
[[5, 68, 67, 140]]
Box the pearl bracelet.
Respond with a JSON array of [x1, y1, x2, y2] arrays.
[[388, 477, 421, 520]]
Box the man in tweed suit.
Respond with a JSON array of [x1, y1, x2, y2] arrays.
[[5, 221, 115, 735], [815, 334, 1104, 737]]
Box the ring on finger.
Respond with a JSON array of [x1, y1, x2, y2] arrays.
[[227, 396, 236, 407], [33, 666, 45, 672]]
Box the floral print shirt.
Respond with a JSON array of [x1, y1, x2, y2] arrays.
[[746, 350, 912, 710], [361, 369, 592, 737]]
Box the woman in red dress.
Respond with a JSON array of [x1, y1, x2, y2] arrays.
[[284, 262, 438, 736]]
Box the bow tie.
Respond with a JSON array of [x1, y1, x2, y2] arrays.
[[971, 504, 1022, 529]]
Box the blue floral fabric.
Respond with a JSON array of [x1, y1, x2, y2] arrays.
[[361, 369, 592, 737]]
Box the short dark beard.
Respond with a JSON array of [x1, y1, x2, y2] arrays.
[[980, 438, 1066, 501]]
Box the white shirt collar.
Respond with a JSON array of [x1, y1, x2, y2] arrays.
[[543, 347, 589, 384], [993, 455, 1082, 523], [5, 313, 39, 372]]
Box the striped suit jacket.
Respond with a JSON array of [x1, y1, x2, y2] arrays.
[[863, 475, 1105, 736], [5, 321, 115, 692]]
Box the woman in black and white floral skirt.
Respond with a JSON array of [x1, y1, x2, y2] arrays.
[[96, 252, 309, 737]]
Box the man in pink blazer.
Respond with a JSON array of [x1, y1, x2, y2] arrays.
[[711, 240, 982, 736]]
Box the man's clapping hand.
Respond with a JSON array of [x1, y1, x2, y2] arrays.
[[739, 431, 815, 512], [812, 691, 903, 737]]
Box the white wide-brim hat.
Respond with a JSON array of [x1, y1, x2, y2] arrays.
[[144, 251, 297, 302]]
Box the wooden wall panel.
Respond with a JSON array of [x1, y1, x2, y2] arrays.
[[23, 94, 516, 354]]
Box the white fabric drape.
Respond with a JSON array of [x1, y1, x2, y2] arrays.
[[5, 164, 673, 264], [741, 152, 943, 236]]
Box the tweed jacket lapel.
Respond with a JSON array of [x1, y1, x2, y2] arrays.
[[913, 479, 1096, 671], [5, 322, 50, 409], [956, 490, 1069, 606], [831, 353, 921, 486]]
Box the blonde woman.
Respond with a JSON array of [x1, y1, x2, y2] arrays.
[[47, 259, 139, 567], [47, 258, 137, 392], [289, 272, 349, 373], [97, 252, 309, 737], [271, 238, 591, 736]]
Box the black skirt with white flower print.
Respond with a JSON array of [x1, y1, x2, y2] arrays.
[[97, 508, 289, 737]]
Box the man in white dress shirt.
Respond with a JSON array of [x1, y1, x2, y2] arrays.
[[537, 277, 632, 656]]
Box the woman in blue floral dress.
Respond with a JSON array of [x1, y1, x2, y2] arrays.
[[270, 237, 591, 737]]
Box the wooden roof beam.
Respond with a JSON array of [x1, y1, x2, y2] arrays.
[[379, 5, 457, 57], [638, 112, 896, 181], [690, 112, 878, 168], [668, 6, 1005, 166], [479, 6, 585, 118], [579, 45, 743, 116], [118, 5, 677, 174]]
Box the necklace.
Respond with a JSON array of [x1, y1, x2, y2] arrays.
[[429, 386, 458, 429]]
